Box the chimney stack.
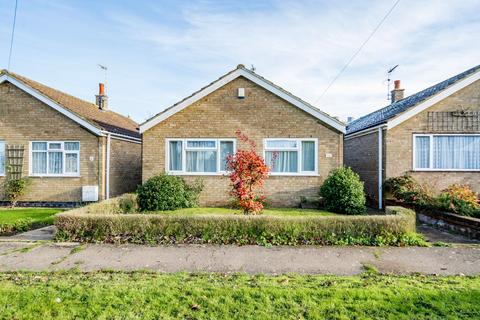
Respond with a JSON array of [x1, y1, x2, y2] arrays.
[[96, 83, 108, 110], [391, 80, 404, 103]]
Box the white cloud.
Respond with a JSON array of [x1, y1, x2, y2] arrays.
[[100, 0, 480, 121]]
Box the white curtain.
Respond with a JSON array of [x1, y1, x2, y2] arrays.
[[169, 141, 182, 171], [48, 151, 63, 174], [65, 153, 78, 173], [186, 151, 217, 172], [434, 136, 480, 169], [415, 136, 430, 169], [32, 152, 47, 174], [220, 141, 233, 171], [0, 141, 4, 175], [302, 141, 315, 171], [187, 140, 215, 148], [266, 151, 298, 172]]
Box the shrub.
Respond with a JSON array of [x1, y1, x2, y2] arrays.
[[226, 130, 269, 215], [3, 177, 31, 207], [437, 184, 480, 218], [319, 167, 366, 215], [55, 206, 424, 246], [136, 174, 203, 211], [384, 175, 435, 208]]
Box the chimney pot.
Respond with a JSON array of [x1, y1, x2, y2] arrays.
[[394, 80, 401, 90], [99, 83, 105, 95]]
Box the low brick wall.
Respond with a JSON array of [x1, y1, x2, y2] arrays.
[[417, 210, 480, 240]]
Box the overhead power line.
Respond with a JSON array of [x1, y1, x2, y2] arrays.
[[7, 0, 19, 70], [314, 0, 401, 104]]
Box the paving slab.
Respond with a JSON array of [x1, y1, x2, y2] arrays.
[[0, 242, 479, 275], [7, 226, 56, 241]]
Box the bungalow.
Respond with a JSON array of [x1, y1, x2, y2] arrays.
[[0, 70, 141, 205], [345, 64, 480, 209], [140, 64, 346, 207]]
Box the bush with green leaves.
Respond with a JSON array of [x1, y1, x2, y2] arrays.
[[136, 174, 203, 211], [319, 167, 366, 215], [3, 177, 31, 207], [437, 184, 480, 218], [384, 175, 436, 208]]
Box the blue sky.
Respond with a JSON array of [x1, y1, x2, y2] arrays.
[[1, 0, 479, 123]]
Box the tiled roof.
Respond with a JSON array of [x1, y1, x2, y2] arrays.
[[0, 69, 140, 139], [347, 64, 480, 135]]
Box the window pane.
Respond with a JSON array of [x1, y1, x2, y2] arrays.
[[434, 136, 480, 169], [186, 151, 217, 172], [415, 136, 430, 169], [266, 140, 297, 149], [49, 143, 62, 150], [169, 141, 183, 171], [187, 140, 216, 148], [65, 142, 79, 151], [301, 141, 315, 171], [65, 153, 78, 173], [220, 141, 234, 171], [32, 152, 47, 174], [266, 151, 298, 172], [32, 142, 47, 151], [48, 151, 63, 174], [0, 141, 4, 175]]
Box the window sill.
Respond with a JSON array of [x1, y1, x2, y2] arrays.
[[167, 172, 229, 176], [269, 173, 319, 177], [29, 175, 81, 178]]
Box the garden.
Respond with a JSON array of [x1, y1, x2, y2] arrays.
[[55, 132, 424, 246], [0, 208, 62, 236]]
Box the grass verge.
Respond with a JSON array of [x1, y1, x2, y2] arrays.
[[0, 271, 478, 319], [0, 208, 62, 236]]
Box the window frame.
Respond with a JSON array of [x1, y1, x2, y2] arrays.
[[412, 134, 480, 172], [263, 138, 318, 176], [29, 141, 81, 177], [165, 138, 236, 175], [0, 140, 4, 177]]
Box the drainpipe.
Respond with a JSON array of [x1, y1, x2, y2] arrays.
[[378, 127, 383, 210], [106, 133, 111, 199]]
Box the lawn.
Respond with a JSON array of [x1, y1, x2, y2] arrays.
[[0, 271, 478, 319], [157, 207, 336, 216], [0, 208, 62, 235]]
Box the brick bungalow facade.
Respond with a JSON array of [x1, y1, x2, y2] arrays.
[[345, 65, 480, 209], [0, 70, 142, 205], [140, 64, 345, 207]]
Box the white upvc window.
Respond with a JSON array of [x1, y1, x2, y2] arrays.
[[29, 141, 80, 177], [413, 134, 480, 171], [166, 138, 236, 175], [0, 141, 4, 176], [263, 138, 318, 176]]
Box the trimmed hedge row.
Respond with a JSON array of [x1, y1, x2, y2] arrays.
[[55, 204, 422, 246]]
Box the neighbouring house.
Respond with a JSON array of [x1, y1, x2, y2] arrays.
[[140, 64, 346, 207], [345, 64, 480, 209], [0, 69, 142, 206]]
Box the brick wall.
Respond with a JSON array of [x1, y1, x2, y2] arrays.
[[142, 76, 343, 207], [109, 137, 142, 197], [0, 82, 103, 202], [386, 79, 480, 192], [344, 129, 386, 203]]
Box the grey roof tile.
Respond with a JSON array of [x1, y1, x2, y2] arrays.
[[347, 64, 480, 135]]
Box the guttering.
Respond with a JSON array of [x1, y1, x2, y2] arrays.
[[105, 133, 111, 200], [100, 131, 142, 144], [345, 123, 387, 140]]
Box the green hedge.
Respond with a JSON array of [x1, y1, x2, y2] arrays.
[[55, 204, 422, 246]]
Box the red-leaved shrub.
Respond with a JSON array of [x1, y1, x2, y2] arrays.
[[226, 130, 270, 214]]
